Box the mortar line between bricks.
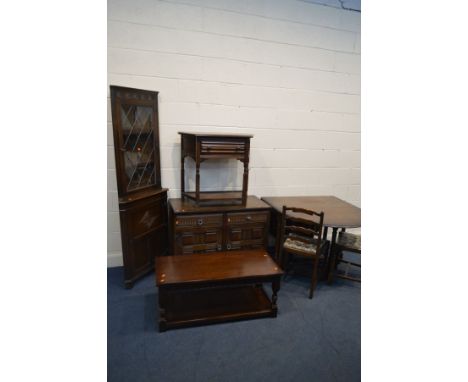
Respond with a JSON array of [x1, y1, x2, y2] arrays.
[[109, 120, 360, 129], [108, 71, 361, 108], [157, 126, 360, 135], [157, 99, 361, 108], [160, 166, 361, 170], [108, 18, 360, 56], [158, 0, 360, 34], [162, 146, 361, 151], [107, 68, 360, 98], [109, 144, 361, 152], [107, 95, 360, 116], [108, 42, 360, 80]]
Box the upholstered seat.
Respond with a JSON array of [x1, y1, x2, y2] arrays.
[[336, 232, 361, 252], [283, 237, 317, 254], [328, 231, 361, 283]]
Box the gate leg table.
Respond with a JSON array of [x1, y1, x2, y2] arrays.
[[261, 196, 361, 273]]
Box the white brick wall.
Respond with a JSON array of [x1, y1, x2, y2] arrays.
[[107, 0, 361, 265]]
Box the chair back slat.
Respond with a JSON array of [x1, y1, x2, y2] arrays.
[[280, 205, 325, 254], [284, 225, 318, 241], [284, 216, 322, 235]]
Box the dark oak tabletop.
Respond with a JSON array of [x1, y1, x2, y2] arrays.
[[178, 132, 253, 138], [156, 250, 282, 286], [169, 195, 270, 214], [261, 195, 361, 229]]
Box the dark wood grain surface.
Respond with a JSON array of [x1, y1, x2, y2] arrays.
[[118, 187, 168, 205], [179, 132, 252, 205], [178, 132, 253, 138], [110, 86, 167, 288], [156, 250, 282, 286], [170, 195, 269, 214], [262, 196, 361, 228]]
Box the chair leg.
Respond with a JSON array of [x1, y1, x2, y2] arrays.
[[282, 252, 289, 280], [328, 248, 338, 284], [309, 258, 319, 299]]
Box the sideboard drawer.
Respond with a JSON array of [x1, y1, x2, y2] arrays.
[[174, 228, 223, 255], [200, 138, 247, 158], [174, 214, 223, 229], [226, 212, 269, 226]]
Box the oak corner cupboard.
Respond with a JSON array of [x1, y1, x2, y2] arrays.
[[110, 85, 168, 288]]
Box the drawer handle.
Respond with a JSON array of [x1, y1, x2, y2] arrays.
[[197, 218, 204, 226], [246, 215, 252, 221], [217, 245, 222, 251], [227, 244, 232, 250]]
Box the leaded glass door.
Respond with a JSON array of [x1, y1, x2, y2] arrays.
[[110, 86, 161, 196]]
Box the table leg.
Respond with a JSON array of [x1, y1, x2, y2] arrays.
[[327, 228, 338, 284], [158, 288, 167, 332], [242, 158, 249, 205], [271, 277, 280, 317], [323, 226, 328, 241], [195, 162, 200, 204], [180, 139, 185, 199], [274, 214, 282, 263]]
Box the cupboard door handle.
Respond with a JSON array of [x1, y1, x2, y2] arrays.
[[227, 244, 232, 250], [197, 218, 203, 226]]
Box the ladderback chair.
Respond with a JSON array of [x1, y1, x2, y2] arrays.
[[328, 230, 361, 283], [279, 206, 325, 299]]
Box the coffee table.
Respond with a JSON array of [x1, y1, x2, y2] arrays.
[[155, 250, 283, 331]]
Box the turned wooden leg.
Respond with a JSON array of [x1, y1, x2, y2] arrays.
[[327, 228, 338, 284], [242, 160, 249, 205], [327, 250, 336, 284], [322, 226, 328, 241], [158, 288, 167, 332], [242, 140, 250, 205], [275, 216, 281, 263], [180, 156, 185, 199], [271, 278, 280, 316], [309, 258, 319, 299], [195, 162, 200, 205]]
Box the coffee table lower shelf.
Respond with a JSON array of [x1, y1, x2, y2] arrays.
[[159, 284, 276, 331]]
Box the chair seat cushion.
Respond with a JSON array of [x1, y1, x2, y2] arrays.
[[283, 237, 318, 255], [336, 232, 361, 251]]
